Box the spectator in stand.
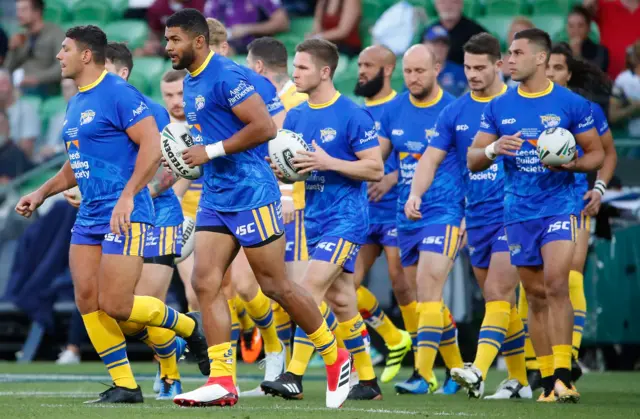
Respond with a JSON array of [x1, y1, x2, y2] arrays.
[[36, 78, 77, 163], [308, 0, 361, 57], [584, 0, 640, 79], [502, 16, 534, 88], [611, 40, 640, 138], [206, 0, 290, 55], [3, 0, 64, 97], [423, 25, 466, 97], [0, 27, 8, 66], [567, 5, 609, 73], [0, 109, 33, 184], [423, 0, 486, 66], [137, 0, 206, 56], [0, 69, 40, 160]]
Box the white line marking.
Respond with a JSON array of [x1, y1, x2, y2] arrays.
[[0, 374, 253, 383]]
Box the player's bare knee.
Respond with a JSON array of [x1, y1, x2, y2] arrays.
[[73, 281, 98, 314], [544, 275, 570, 301], [325, 291, 351, 318], [260, 278, 290, 306], [98, 293, 133, 321]]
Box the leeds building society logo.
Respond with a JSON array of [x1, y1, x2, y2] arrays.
[[320, 127, 337, 143], [80, 110, 95, 125], [540, 114, 561, 129], [195, 95, 205, 111]]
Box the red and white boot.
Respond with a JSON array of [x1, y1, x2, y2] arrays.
[[173, 376, 238, 407], [325, 348, 352, 408]]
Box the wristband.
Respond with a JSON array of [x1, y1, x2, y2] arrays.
[[485, 142, 497, 160], [205, 142, 226, 160], [594, 180, 607, 196]]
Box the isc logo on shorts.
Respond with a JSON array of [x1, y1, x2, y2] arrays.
[[236, 223, 256, 236], [104, 233, 123, 243], [317, 241, 336, 252], [547, 221, 570, 233], [286, 240, 294, 251], [423, 236, 444, 245]]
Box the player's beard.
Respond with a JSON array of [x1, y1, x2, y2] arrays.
[[354, 68, 384, 98], [411, 82, 435, 101], [174, 49, 196, 71]]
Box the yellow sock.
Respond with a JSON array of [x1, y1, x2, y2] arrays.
[[357, 286, 403, 347], [320, 301, 338, 332], [502, 306, 528, 386], [273, 302, 293, 365], [553, 344, 572, 371], [83, 310, 136, 389], [538, 354, 554, 378], [569, 270, 586, 359], [399, 301, 418, 367], [518, 284, 539, 370], [234, 295, 255, 332], [228, 300, 240, 385], [337, 314, 376, 381], [473, 301, 510, 378], [119, 321, 181, 381], [307, 319, 338, 366], [208, 342, 234, 378], [127, 296, 195, 338], [288, 326, 315, 376], [416, 301, 443, 380], [440, 304, 464, 370], [243, 289, 281, 354]]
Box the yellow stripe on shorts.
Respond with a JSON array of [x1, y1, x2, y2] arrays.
[[259, 205, 275, 237], [443, 225, 451, 256], [336, 242, 355, 267], [448, 226, 460, 259], [251, 209, 267, 241], [330, 239, 345, 264]]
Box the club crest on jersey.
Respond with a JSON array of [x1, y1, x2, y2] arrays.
[[80, 110, 95, 125], [540, 114, 561, 129], [195, 95, 205, 111], [320, 127, 337, 143], [425, 128, 438, 141]]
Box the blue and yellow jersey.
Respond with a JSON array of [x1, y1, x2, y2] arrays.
[[145, 95, 184, 228], [283, 92, 379, 245], [364, 90, 399, 225], [183, 51, 281, 212], [379, 88, 463, 231], [478, 82, 595, 225], [430, 86, 507, 229], [279, 80, 308, 210], [63, 71, 154, 227]]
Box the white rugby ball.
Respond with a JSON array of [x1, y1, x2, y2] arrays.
[[537, 127, 576, 167], [175, 216, 195, 263], [267, 129, 311, 183], [161, 122, 202, 180]]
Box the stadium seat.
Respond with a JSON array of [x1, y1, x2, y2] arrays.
[[476, 16, 513, 48], [231, 55, 248, 67], [104, 20, 149, 51], [274, 33, 301, 56], [334, 54, 350, 77], [0, 19, 21, 36], [484, 0, 525, 15], [62, 20, 103, 32], [22, 95, 42, 114], [106, 0, 128, 20], [287, 16, 314, 39], [133, 56, 167, 85], [530, 15, 565, 40], [40, 96, 66, 134], [127, 70, 150, 95], [531, 0, 572, 15], [464, 0, 482, 18], [333, 72, 358, 96], [43, 0, 70, 24], [72, 1, 113, 24]]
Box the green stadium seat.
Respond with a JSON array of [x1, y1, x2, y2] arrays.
[[464, 0, 482, 18], [133, 57, 168, 85], [405, 0, 431, 13], [484, 0, 525, 15], [391, 71, 405, 93], [104, 20, 149, 50], [287, 16, 314, 38], [106, 0, 129, 19], [40, 95, 66, 134], [531, 0, 572, 15], [334, 54, 350, 77], [43, 1, 70, 24], [274, 33, 301, 56], [62, 20, 103, 32], [22, 95, 42, 113], [127, 70, 149, 95], [72, 1, 113, 23], [476, 16, 514, 48], [333, 72, 358, 95], [531, 15, 565, 40], [231, 55, 248, 67]]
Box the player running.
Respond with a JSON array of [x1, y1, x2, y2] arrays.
[[16, 25, 209, 404], [261, 38, 384, 401], [164, 10, 351, 408], [468, 28, 604, 403], [377, 44, 464, 395], [353, 44, 413, 383], [409, 33, 531, 399]]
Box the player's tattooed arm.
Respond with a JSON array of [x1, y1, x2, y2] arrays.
[[148, 163, 178, 198], [15, 161, 77, 218], [405, 148, 446, 220]]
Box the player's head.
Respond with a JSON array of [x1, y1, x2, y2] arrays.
[[165, 8, 210, 70], [402, 44, 440, 101], [292, 39, 339, 94], [354, 44, 396, 99], [247, 37, 288, 77], [57, 25, 107, 79], [206, 18, 230, 57], [161, 69, 187, 120], [16, 0, 44, 27], [104, 42, 133, 81], [463, 33, 503, 93], [508, 28, 552, 82]]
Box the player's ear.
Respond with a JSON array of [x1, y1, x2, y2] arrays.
[[81, 48, 92, 65], [495, 58, 503, 72], [221, 42, 229, 57], [384, 64, 393, 78], [321, 65, 331, 81]]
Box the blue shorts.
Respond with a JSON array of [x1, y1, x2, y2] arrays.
[[196, 201, 284, 247], [505, 214, 577, 267], [144, 225, 183, 258], [398, 224, 461, 267], [310, 237, 360, 273], [70, 223, 151, 256], [575, 211, 591, 231], [284, 209, 308, 262], [466, 223, 509, 269], [364, 223, 398, 247]]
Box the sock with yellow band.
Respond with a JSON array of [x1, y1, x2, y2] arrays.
[[502, 305, 528, 386], [518, 285, 539, 370], [440, 304, 464, 370], [399, 301, 418, 367], [336, 314, 376, 381], [234, 295, 255, 332], [126, 295, 195, 338], [83, 311, 137, 389], [538, 354, 555, 395], [553, 344, 573, 387], [569, 270, 587, 360], [357, 286, 403, 347], [473, 301, 510, 378], [416, 301, 443, 381], [273, 302, 293, 364], [243, 289, 282, 354], [208, 342, 234, 379], [228, 299, 240, 385], [119, 321, 181, 381]]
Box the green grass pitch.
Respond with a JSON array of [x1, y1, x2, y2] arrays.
[[0, 362, 638, 418]]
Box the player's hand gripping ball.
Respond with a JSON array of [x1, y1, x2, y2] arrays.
[[161, 122, 202, 180], [537, 127, 576, 167], [267, 129, 311, 183]]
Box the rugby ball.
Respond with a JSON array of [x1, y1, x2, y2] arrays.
[[537, 127, 576, 167], [161, 122, 202, 180], [267, 129, 311, 183], [175, 216, 195, 263]]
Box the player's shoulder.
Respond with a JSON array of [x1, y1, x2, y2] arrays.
[[445, 91, 473, 113], [439, 89, 457, 106], [338, 94, 374, 123], [143, 95, 166, 114]]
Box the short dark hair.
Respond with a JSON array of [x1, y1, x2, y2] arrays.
[[463, 33, 502, 62], [65, 25, 107, 65], [23, 0, 44, 13], [105, 42, 133, 75], [569, 5, 592, 26], [513, 28, 552, 56], [295, 39, 339, 78], [166, 8, 210, 45], [162, 69, 187, 83], [247, 37, 288, 71]]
